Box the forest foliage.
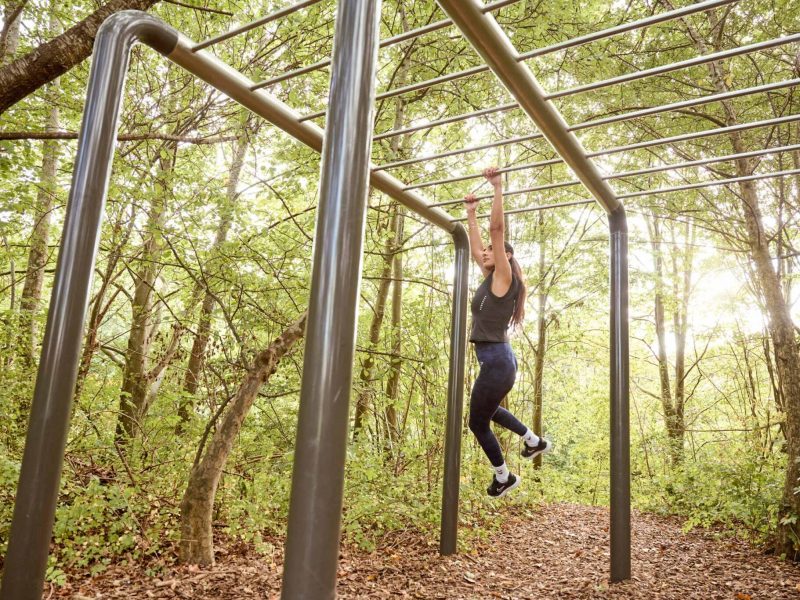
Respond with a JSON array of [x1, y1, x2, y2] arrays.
[[0, 0, 798, 582]]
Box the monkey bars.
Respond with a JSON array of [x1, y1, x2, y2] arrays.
[[3, 0, 798, 599]]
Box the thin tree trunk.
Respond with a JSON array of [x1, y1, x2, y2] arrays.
[[73, 217, 132, 399], [179, 311, 307, 565], [646, 213, 683, 465], [669, 220, 694, 464], [384, 207, 404, 449], [177, 131, 249, 430], [17, 80, 60, 366], [668, 4, 800, 554], [116, 152, 172, 441], [352, 7, 411, 438], [532, 211, 547, 469], [352, 211, 393, 438], [0, 0, 24, 66]]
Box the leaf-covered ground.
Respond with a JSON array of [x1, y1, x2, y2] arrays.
[[53, 502, 799, 599]]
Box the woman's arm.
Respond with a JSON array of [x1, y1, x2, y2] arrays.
[[484, 167, 512, 296], [464, 194, 490, 277]]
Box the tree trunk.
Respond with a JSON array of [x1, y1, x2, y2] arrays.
[[532, 211, 547, 469], [0, 0, 160, 114], [177, 131, 249, 430], [352, 216, 393, 439], [116, 153, 172, 441], [0, 0, 24, 66], [646, 214, 684, 465], [179, 311, 307, 565], [73, 217, 131, 400], [352, 10, 411, 439], [17, 80, 60, 366], [672, 5, 800, 555], [384, 207, 404, 450], [669, 220, 694, 464]]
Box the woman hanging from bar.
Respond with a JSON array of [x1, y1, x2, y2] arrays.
[[463, 166, 552, 498]]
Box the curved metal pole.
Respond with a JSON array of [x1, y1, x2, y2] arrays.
[[0, 12, 178, 600], [280, 0, 382, 597], [440, 224, 470, 555]]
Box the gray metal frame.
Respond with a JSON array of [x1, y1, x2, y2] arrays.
[[301, 0, 742, 123], [3, 0, 797, 596], [280, 1, 383, 596], [250, 0, 522, 90], [0, 13, 180, 600], [433, 0, 630, 582], [0, 7, 469, 600]]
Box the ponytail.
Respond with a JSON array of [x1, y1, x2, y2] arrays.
[[509, 255, 526, 329]]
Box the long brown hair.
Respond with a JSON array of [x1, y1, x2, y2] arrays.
[[508, 254, 526, 329]]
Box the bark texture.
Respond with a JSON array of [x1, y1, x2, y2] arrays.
[[17, 81, 60, 365], [177, 132, 249, 429], [178, 311, 307, 565], [0, 0, 160, 114], [116, 153, 172, 441]]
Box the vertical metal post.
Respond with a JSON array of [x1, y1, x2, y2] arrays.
[[609, 206, 631, 582], [280, 0, 382, 598], [0, 13, 177, 600], [440, 224, 470, 555]]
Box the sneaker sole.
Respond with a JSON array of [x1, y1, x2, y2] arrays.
[[491, 475, 521, 499], [522, 440, 553, 461]]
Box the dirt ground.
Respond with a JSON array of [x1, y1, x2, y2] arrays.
[[51, 502, 800, 599]]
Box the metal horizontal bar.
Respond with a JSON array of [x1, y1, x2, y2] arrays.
[[373, 132, 544, 171], [572, 78, 800, 131], [193, 0, 326, 52], [589, 113, 800, 157], [451, 199, 596, 220], [519, 0, 739, 61], [551, 32, 800, 100], [431, 179, 581, 207], [363, 0, 741, 140], [373, 102, 518, 141], [375, 64, 489, 102], [374, 73, 799, 145], [166, 33, 456, 231], [428, 143, 800, 207], [437, 0, 619, 213], [450, 165, 800, 220], [250, 0, 521, 91], [402, 79, 800, 189], [404, 156, 563, 190], [378, 111, 800, 176], [253, 57, 331, 89], [617, 167, 800, 199], [610, 143, 800, 179]]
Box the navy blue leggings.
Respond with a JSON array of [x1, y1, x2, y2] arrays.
[[469, 342, 528, 467]]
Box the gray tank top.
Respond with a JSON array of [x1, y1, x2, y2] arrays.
[[469, 272, 520, 343]]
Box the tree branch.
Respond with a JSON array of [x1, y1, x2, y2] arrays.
[[0, 131, 239, 143]]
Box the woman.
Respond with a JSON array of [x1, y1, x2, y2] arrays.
[[464, 166, 552, 498]]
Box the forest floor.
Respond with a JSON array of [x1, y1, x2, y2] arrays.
[[52, 502, 800, 599]]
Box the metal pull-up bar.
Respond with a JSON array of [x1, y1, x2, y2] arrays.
[[302, 0, 741, 124], [249, 0, 521, 90], [402, 78, 800, 190]]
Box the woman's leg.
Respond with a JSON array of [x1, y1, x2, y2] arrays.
[[468, 345, 517, 467], [491, 406, 528, 436]]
